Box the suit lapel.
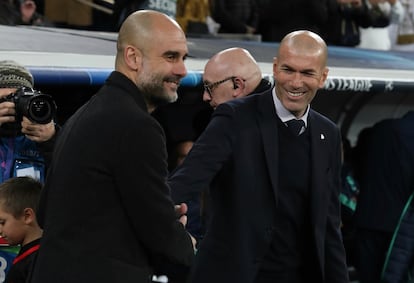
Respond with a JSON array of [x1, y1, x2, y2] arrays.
[[257, 90, 280, 204]]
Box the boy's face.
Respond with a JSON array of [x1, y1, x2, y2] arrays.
[[0, 204, 26, 246]]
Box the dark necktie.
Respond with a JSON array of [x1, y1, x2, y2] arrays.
[[286, 119, 305, 136]]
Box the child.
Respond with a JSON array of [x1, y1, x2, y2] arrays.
[[0, 176, 42, 283]]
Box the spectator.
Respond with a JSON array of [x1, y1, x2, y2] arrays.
[[389, 0, 414, 51], [256, 0, 329, 42], [0, 0, 49, 26], [0, 176, 43, 283], [210, 0, 259, 34], [324, 0, 373, 47], [30, 10, 195, 283], [169, 30, 349, 283], [354, 114, 414, 283], [357, 0, 405, 50]]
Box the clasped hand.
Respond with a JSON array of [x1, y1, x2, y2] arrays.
[[175, 203, 197, 251]]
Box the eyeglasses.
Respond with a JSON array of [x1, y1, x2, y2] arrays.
[[203, 76, 236, 98]]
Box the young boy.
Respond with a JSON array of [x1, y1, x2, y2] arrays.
[[0, 176, 42, 283]]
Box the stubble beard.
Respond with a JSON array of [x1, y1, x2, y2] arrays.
[[139, 75, 178, 108]]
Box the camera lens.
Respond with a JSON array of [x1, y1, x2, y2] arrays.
[[27, 95, 56, 124]]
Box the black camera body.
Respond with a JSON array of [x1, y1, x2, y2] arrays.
[[0, 87, 57, 124]]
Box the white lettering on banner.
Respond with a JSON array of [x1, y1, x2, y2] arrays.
[[148, 0, 176, 16], [385, 81, 394, 91], [324, 78, 373, 92]]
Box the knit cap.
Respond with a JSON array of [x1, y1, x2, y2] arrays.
[[0, 60, 33, 89]]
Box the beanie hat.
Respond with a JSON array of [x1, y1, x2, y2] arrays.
[[0, 60, 33, 89]]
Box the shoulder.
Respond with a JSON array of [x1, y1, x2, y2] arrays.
[[309, 109, 337, 128], [215, 88, 272, 114]]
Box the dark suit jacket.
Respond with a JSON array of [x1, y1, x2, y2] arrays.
[[169, 89, 348, 283], [31, 71, 194, 283], [356, 111, 414, 233], [376, 111, 414, 283]]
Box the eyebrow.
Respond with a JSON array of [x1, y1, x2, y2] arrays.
[[282, 64, 317, 74], [163, 50, 188, 59]]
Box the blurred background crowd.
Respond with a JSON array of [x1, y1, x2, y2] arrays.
[[1, 0, 414, 51]]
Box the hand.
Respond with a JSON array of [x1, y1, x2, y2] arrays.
[[175, 203, 188, 226], [0, 101, 16, 126], [20, 0, 37, 24], [175, 203, 197, 251], [21, 117, 55, 142]]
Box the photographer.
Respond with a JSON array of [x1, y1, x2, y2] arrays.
[[0, 60, 57, 185]]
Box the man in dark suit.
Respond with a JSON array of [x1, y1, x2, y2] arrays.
[[354, 111, 414, 283], [169, 30, 349, 283], [380, 111, 414, 283], [31, 10, 195, 283]]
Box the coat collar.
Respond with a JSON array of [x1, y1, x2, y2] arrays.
[[106, 71, 148, 113]]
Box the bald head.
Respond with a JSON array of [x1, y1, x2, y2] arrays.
[[114, 10, 188, 112], [278, 30, 328, 67], [115, 10, 185, 69], [202, 47, 264, 108], [273, 30, 329, 118], [204, 47, 262, 92]]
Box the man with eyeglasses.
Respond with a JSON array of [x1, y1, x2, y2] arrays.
[[173, 47, 272, 248], [202, 47, 272, 109], [169, 31, 348, 283]]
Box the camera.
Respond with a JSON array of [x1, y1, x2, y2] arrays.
[[0, 87, 57, 124]]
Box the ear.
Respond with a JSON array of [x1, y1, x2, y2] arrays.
[[318, 67, 329, 89], [272, 56, 278, 79], [124, 45, 142, 71], [232, 77, 245, 97], [23, 207, 36, 225]]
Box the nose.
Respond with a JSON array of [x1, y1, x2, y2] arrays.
[[291, 72, 304, 88], [174, 60, 187, 78], [202, 90, 211, 102]]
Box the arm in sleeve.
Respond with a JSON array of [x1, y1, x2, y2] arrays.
[[114, 116, 194, 275]]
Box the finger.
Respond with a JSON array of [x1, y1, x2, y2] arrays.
[[24, 134, 39, 142], [179, 202, 188, 214], [0, 116, 16, 125], [174, 203, 188, 217], [179, 215, 187, 227]]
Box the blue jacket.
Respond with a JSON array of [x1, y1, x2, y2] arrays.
[[0, 135, 45, 183]]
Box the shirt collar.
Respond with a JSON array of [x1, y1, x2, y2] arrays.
[[272, 87, 309, 128]]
